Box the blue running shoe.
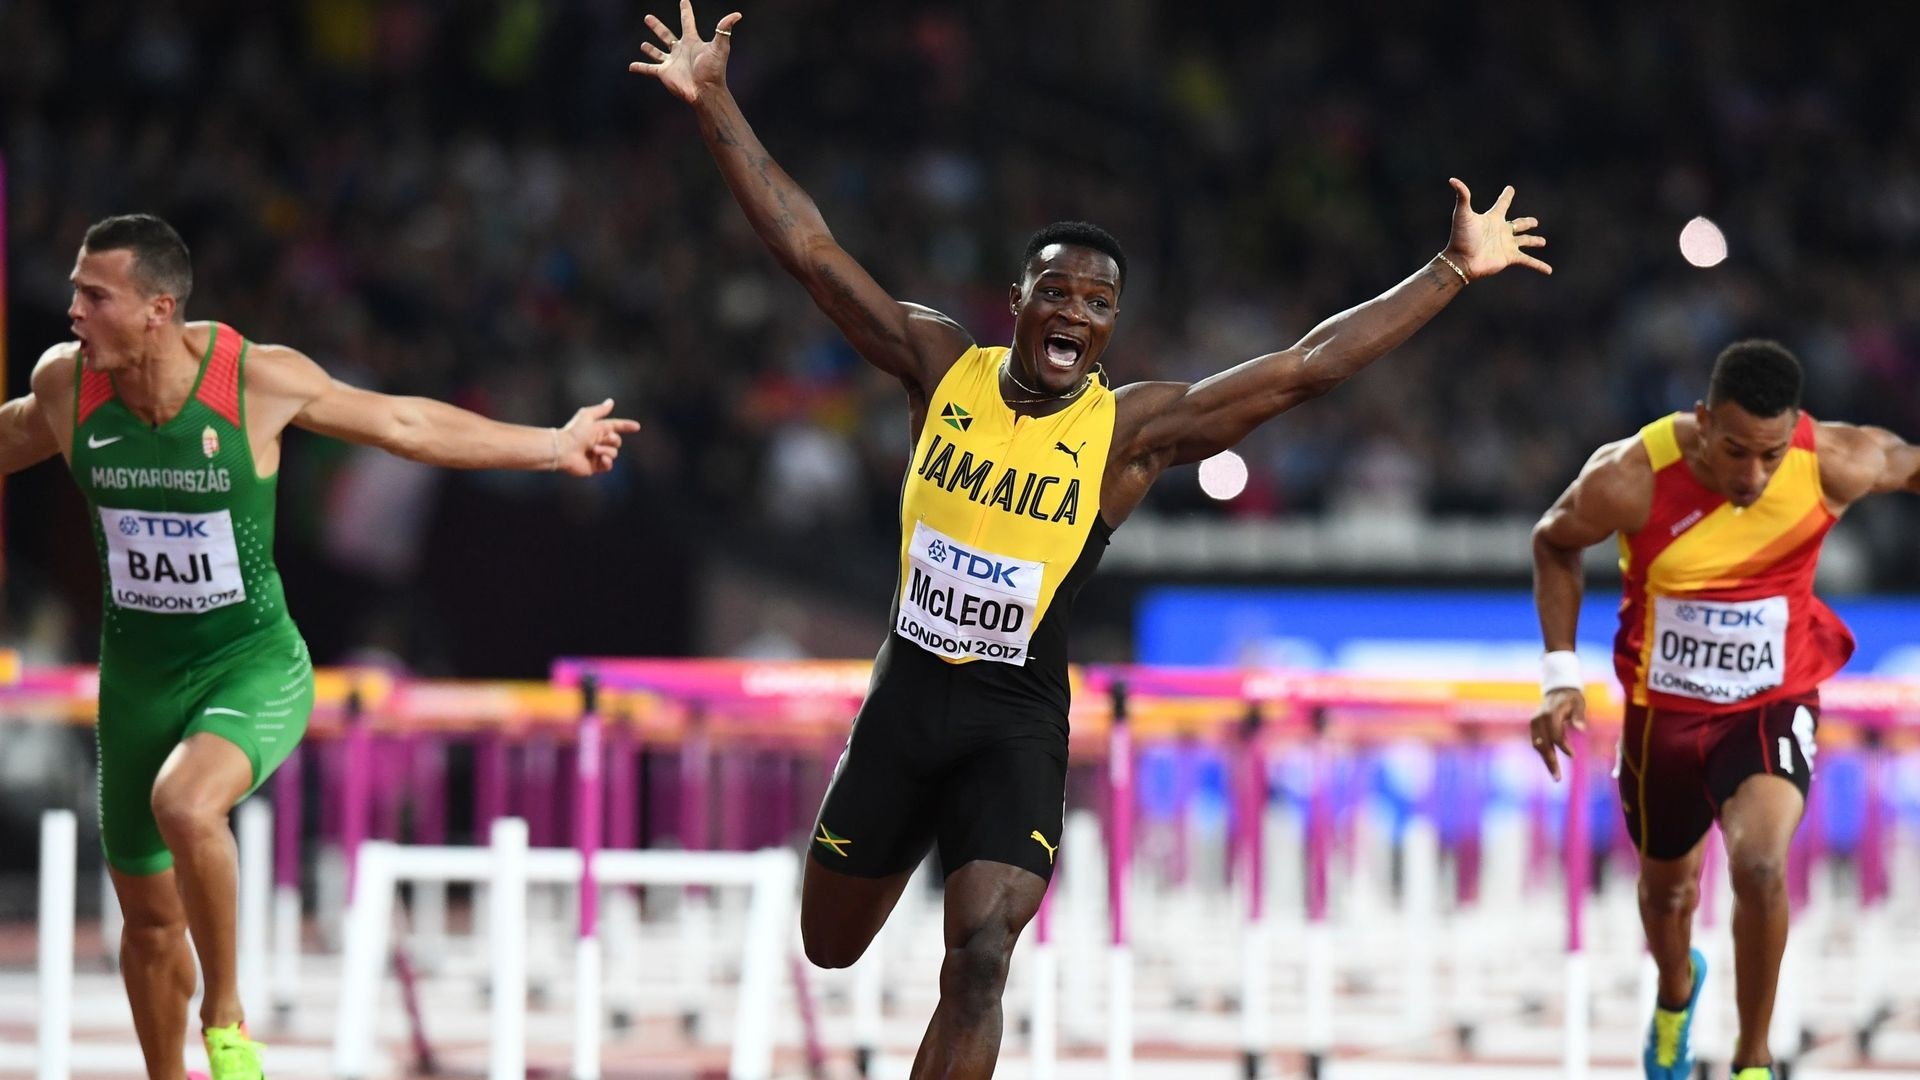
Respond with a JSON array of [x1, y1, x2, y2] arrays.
[[1643, 948, 1707, 1078]]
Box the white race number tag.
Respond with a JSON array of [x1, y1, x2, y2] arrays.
[[99, 507, 247, 614], [896, 521, 1043, 665], [1647, 594, 1787, 704]]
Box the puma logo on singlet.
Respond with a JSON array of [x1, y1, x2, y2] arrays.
[[814, 824, 852, 857], [1030, 830, 1057, 863], [1054, 440, 1085, 467]]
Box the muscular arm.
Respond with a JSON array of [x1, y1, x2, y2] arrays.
[[1110, 180, 1548, 495], [1121, 255, 1469, 469], [0, 394, 59, 476], [1531, 439, 1650, 650], [24, 344, 80, 465], [636, 7, 968, 397], [1525, 439, 1648, 778], [1817, 420, 1920, 511], [689, 91, 967, 393], [245, 345, 635, 474]]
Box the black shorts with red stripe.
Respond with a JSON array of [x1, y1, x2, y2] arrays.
[[1616, 692, 1819, 860]]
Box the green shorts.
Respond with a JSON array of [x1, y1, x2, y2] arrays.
[[96, 623, 314, 876]]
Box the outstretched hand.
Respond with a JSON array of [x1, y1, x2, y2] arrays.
[[1528, 687, 1586, 782], [557, 399, 641, 477], [628, 0, 743, 105], [1445, 179, 1552, 279]]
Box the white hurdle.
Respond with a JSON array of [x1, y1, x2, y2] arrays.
[[38, 809, 77, 1080], [237, 798, 274, 1025], [332, 820, 800, 1080], [98, 860, 122, 969], [490, 817, 530, 1080]]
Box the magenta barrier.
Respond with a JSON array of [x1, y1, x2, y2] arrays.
[[1106, 683, 1133, 949], [410, 735, 446, 845], [575, 675, 604, 940], [1565, 724, 1590, 954], [1306, 711, 1331, 924], [374, 735, 407, 842], [275, 747, 302, 888], [718, 750, 750, 851], [606, 714, 639, 851], [475, 730, 508, 841], [1527, 787, 1554, 893], [341, 689, 372, 900], [1170, 740, 1196, 888], [766, 752, 796, 850], [1700, 826, 1725, 930], [524, 729, 559, 848], [1241, 710, 1268, 923], [681, 708, 711, 852], [1863, 734, 1888, 905]]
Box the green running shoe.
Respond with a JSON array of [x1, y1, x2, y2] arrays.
[[203, 1022, 265, 1080]]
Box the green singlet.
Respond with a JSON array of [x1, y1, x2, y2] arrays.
[[69, 323, 312, 875]]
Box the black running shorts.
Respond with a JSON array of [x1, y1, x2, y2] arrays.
[[809, 639, 1068, 881]]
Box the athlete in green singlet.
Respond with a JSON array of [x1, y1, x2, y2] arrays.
[[0, 214, 638, 1080], [631, 5, 1552, 1074]]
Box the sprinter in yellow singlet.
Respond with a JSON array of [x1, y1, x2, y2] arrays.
[[633, 5, 1551, 1072]]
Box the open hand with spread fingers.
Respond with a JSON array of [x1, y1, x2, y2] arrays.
[[1443, 179, 1552, 280], [628, 0, 742, 105]]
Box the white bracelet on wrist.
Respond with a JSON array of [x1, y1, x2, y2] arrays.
[[1541, 650, 1583, 694]]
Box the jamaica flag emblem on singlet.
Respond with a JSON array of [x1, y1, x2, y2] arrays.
[[940, 403, 973, 431]]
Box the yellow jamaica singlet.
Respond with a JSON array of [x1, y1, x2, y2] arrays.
[[890, 345, 1115, 684]]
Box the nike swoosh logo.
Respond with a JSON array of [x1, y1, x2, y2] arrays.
[[87, 434, 124, 449]]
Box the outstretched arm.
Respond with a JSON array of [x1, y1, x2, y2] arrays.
[[0, 394, 58, 476], [1818, 420, 1920, 510], [1117, 180, 1550, 468], [1526, 439, 1648, 780], [247, 345, 638, 475], [628, 1, 968, 397]]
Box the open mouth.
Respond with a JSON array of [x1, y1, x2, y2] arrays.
[[1042, 333, 1084, 370]]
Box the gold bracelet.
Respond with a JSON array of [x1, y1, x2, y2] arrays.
[[1437, 252, 1470, 285]]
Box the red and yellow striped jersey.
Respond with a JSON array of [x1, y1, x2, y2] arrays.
[[1613, 412, 1855, 711]]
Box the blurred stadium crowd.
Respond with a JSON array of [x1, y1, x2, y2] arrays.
[[5, 1, 1919, 672]]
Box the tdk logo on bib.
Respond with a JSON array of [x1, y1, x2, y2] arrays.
[[924, 538, 1023, 589], [1674, 602, 1767, 628], [897, 521, 1043, 665], [119, 514, 211, 539], [1649, 595, 1788, 703]]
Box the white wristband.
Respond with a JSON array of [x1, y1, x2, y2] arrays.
[[1541, 650, 1583, 694]]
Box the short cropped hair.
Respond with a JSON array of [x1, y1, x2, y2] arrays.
[[1706, 339, 1802, 417], [1022, 221, 1127, 293], [83, 214, 193, 318]]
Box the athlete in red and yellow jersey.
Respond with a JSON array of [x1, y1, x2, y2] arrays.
[[1531, 341, 1920, 1080]]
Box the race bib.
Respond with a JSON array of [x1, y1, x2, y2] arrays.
[[99, 507, 247, 614], [1647, 595, 1787, 703], [896, 521, 1043, 665]]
